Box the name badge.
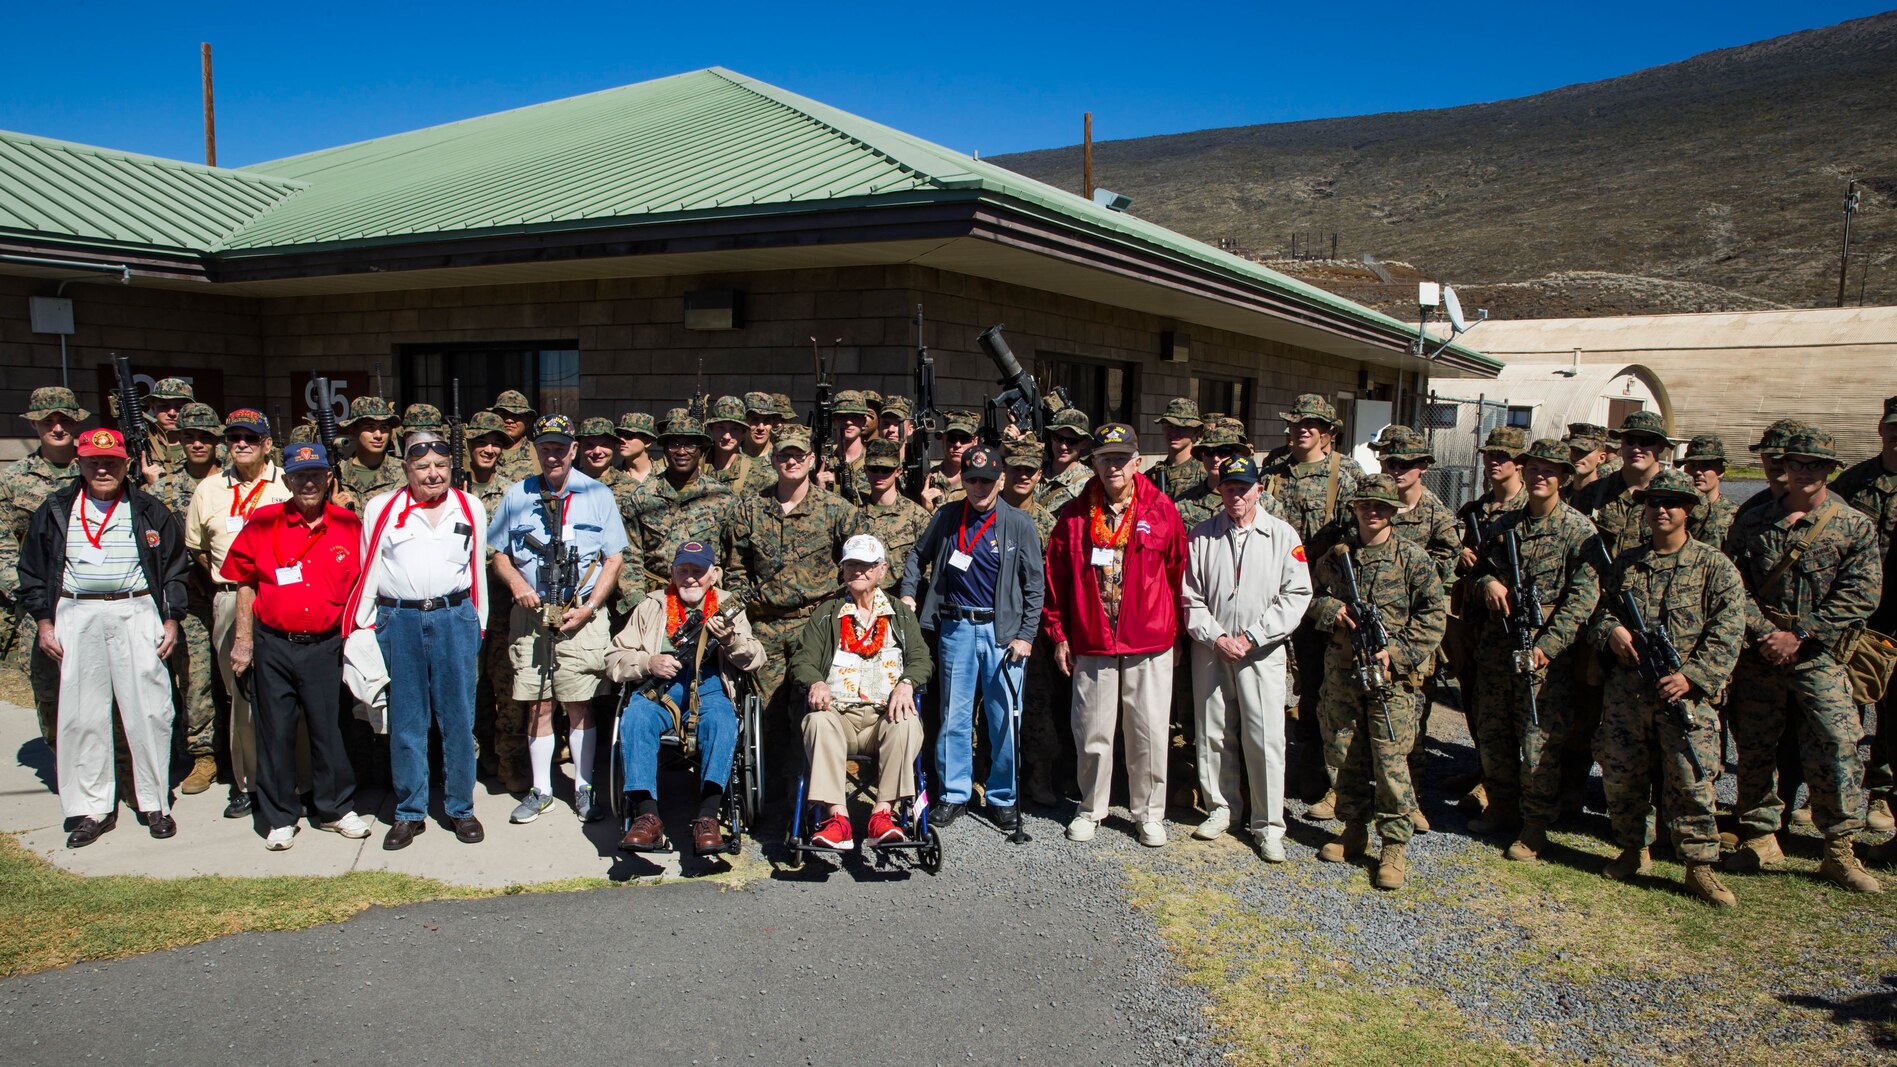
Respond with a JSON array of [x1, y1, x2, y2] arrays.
[[76, 545, 108, 566], [947, 549, 973, 572], [225, 516, 246, 533], [1090, 546, 1117, 567], [275, 564, 304, 586], [563, 524, 577, 543]]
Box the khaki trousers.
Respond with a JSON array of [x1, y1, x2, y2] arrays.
[[801, 703, 922, 807], [1073, 650, 1172, 823], [55, 596, 173, 819], [1191, 642, 1288, 841], [212, 589, 258, 793]]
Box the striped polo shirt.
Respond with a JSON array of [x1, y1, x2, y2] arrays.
[[63, 492, 144, 595]]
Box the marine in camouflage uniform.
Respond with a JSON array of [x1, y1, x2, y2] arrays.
[[1721, 429, 1884, 892], [1445, 427, 1532, 758], [490, 389, 542, 483], [1151, 398, 1206, 501], [1682, 434, 1741, 551], [1464, 438, 1602, 856], [1308, 476, 1446, 885], [1380, 432, 1459, 581], [336, 395, 404, 514], [617, 410, 733, 610], [136, 377, 198, 477], [1586, 469, 1747, 903], [1561, 422, 1613, 501], [823, 389, 875, 506], [464, 412, 526, 787], [928, 410, 982, 509], [1001, 440, 1062, 800], [1, 387, 89, 746], [150, 402, 227, 789], [857, 439, 929, 591], [721, 425, 867, 815], [704, 395, 770, 496], [1036, 408, 1094, 516], [573, 416, 634, 494], [1830, 396, 1897, 831]]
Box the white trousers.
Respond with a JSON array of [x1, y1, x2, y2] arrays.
[[212, 589, 257, 793], [1191, 642, 1288, 841], [1072, 650, 1172, 823], [55, 595, 174, 819]]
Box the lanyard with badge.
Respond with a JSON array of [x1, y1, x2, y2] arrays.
[[76, 492, 124, 566], [948, 502, 996, 572], [272, 511, 327, 586], [227, 475, 270, 533]]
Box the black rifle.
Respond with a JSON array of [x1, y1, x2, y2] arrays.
[[112, 354, 152, 479], [448, 378, 470, 491], [521, 487, 580, 635], [1330, 544, 1396, 739], [1591, 543, 1705, 780], [688, 355, 708, 423], [1151, 464, 1170, 496], [904, 305, 938, 502], [639, 600, 744, 705], [976, 324, 1045, 450], [1501, 527, 1544, 726], [311, 376, 344, 499], [807, 336, 846, 498], [1463, 510, 1485, 553]]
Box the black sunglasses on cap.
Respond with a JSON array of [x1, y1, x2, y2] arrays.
[[405, 440, 452, 461]]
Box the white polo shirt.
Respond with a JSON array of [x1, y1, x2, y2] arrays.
[[372, 488, 480, 601]]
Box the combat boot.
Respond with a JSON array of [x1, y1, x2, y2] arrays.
[[1307, 789, 1337, 822], [1458, 781, 1489, 814], [180, 755, 218, 795], [1317, 823, 1369, 863], [1504, 823, 1548, 862], [1374, 841, 1407, 891], [1787, 806, 1814, 828], [1862, 838, 1896, 867], [1683, 863, 1737, 907], [1868, 796, 1895, 833], [1408, 807, 1431, 834], [1722, 833, 1784, 872], [1602, 846, 1651, 881], [1817, 835, 1883, 894]]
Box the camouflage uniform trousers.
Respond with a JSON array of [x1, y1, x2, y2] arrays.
[[5, 609, 60, 748], [1596, 672, 1722, 864], [166, 593, 220, 758], [480, 614, 530, 785], [1318, 645, 1421, 844], [1727, 652, 1868, 839], [1019, 641, 1064, 792], [1559, 658, 1605, 807], [1472, 643, 1575, 827]]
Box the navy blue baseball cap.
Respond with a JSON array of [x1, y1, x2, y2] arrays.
[[673, 540, 716, 570], [962, 445, 1003, 480], [1217, 455, 1261, 486], [282, 442, 330, 474]]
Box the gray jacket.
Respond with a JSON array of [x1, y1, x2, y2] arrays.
[[898, 498, 1044, 646]]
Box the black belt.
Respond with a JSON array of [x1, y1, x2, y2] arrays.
[[61, 588, 150, 602], [940, 604, 996, 622], [213, 581, 238, 592], [377, 590, 471, 612], [256, 622, 340, 645]]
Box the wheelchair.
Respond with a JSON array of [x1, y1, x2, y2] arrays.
[[786, 747, 944, 874], [606, 672, 764, 856]]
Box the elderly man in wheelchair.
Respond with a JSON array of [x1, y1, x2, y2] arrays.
[[791, 534, 935, 853], [605, 540, 765, 855]]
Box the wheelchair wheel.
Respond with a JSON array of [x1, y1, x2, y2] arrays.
[[737, 686, 764, 826], [920, 826, 943, 874], [607, 693, 627, 820]]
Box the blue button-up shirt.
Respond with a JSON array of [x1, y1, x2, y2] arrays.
[[486, 470, 627, 600]]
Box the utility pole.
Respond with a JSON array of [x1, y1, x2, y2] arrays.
[[1082, 112, 1094, 199], [1837, 180, 1859, 308], [201, 43, 217, 167]]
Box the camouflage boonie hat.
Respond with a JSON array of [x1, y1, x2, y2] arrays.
[[1381, 431, 1434, 462], [658, 407, 711, 443], [146, 377, 195, 402], [1517, 437, 1576, 471], [863, 438, 903, 470], [1564, 422, 1609, 449], [1349, 473, 1401, 508], [1748, 418, 1811, 456], [863, 390, 884, 414], [1616, 409, 1670, 443], [490, 389, 536, 415], [1480, 425, 1528, 455], [831, 390, 872, 417], [468, 410, 508, 438], [744, 391, 777, 417], [1157, 397, 1204, 428], [1633, 468, 1703, 506], [1214, 416, 1251, 447], [1779, 428, 1840, 464], [576, 416, 619, 440], [1369, 424, 1415, 452], [707, 395, 748, 426], [1682, 434, 1727, 464], [1048, 408, 1091, 437], [616, 411, 657, 439], [341, 395, 397, 426], [401, 404, 446, 432], [288, 419, 317, 445], [1280, 393, 1341, 428], [772, 424, 814, 455], [880, 396, 914, 421], [177, 402, 223, 433], [770, 393, 797, 420], [23, 386, 89, 421], [1004, 442, 1043, 469], [945, 410, 981, 437], [1882, 395, 1897, 426]]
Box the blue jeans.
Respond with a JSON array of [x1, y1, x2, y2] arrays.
[[935, 617, 1024, 806], [376, 600, 481, 822], [619, 672, 737, 794]]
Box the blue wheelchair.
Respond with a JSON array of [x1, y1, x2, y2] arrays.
[[786, 748, 944, 873]]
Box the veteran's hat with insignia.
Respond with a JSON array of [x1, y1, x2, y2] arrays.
[[76, 427, 127, 459], [962, 445, 1003, 479], [1090, 423, 1138, 458]]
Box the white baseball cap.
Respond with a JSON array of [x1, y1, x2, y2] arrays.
[[841, 534, 886, 565]]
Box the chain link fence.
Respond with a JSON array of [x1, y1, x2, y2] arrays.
[[1420, 390, 1513, 512]]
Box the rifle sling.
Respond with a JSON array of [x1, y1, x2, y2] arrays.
[[1756, 497, 1842, 616]]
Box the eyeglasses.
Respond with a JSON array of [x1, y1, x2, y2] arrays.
[[1786, 458, 1833, 473], [405, 440, 452, 461], [226, 433, 262, 445]]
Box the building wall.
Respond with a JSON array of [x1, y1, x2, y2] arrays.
[[2, 265, 1405, 459]]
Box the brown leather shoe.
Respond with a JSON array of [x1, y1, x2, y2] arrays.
[[181, 755, 218, 795], [691, 816, 725, 855], [144, 811, 177, 839], [66, 812, 117, 848], [453, 816, 484, 844], [618, 812, 667, 852], [383, 820, 426, 851]]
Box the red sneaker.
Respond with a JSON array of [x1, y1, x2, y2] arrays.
[[866, 808, 905, 846], [811, 812, 854, 850]]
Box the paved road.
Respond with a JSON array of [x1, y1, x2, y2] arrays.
[[1, 807, 1221, 1067]]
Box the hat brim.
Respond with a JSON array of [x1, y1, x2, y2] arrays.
[[533, 433, 575, 446], [1091, 444, 1138, 458], [1156, 417, 1204, 429], [23, 407, 91, 422], [1280, 412, 1342, 428], [1634, 490, 1699, 505], [1517, 452, 1576, 471], [1778, 451, 1839, 464]]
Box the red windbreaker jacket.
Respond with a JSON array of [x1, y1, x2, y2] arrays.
[[1041, 473, 1186, 656]]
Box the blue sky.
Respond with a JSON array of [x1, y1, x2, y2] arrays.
[[2, 2, 1889, 168]]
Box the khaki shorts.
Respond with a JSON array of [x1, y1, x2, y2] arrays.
[[508, 603, 610, 703]]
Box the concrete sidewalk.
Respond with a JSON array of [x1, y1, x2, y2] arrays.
[[2, 700, 693, 886]]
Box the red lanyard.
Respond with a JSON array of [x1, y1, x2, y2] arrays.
[[79, 493, 123, 550], [274, 510, 329, 570], [395, 488, 449, 529], [958, 503, 997, 554], [230, 476, 269, 519]]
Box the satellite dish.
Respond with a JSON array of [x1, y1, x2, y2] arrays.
[[1443, 286, 1468, 332]]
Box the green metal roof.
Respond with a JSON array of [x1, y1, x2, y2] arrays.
[[0, 129, 303, 253]]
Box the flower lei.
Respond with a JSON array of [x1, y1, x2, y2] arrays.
[[1088, 480, 1138, 549], [840, 611, 890, 657], [665, 587, 718, 639]]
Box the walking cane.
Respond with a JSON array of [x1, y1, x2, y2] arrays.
[[999, 656, 1031, 844]]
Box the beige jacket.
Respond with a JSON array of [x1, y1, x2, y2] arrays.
[[605, 587, 766, 700]]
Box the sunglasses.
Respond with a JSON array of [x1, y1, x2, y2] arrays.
[[226, 432, 262, 445], [945, 433, 975, 445], [405, 440, 452, 461], [1384, 458, 1429, 472]]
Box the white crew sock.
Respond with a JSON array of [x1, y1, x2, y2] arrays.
[[529, 734, 555, 796], [569, 726, 595, 791]]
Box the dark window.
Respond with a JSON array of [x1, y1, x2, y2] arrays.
[[1042, 355, 1136, 428], [1506, 405, 1534, 429], [400, 342, 580, 417], [1190, 376, 1250, 430]]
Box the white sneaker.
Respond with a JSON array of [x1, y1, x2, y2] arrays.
[[1137, 820, 1169, 848], [264, 826, 297, 851], [318, 812, 372, 839], [1192, 807, 1231, 840], [1065, 814, 1098, 842], [1259, 836, 1286, 863]]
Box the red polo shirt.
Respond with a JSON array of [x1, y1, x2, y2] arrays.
[[220, 501, 363, 635]]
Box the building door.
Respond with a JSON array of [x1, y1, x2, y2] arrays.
[[400, 342, 580, 417], [1606, 397, 1644, 432]]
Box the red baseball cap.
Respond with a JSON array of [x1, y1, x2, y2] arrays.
[[76, 427, 128, 459]]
